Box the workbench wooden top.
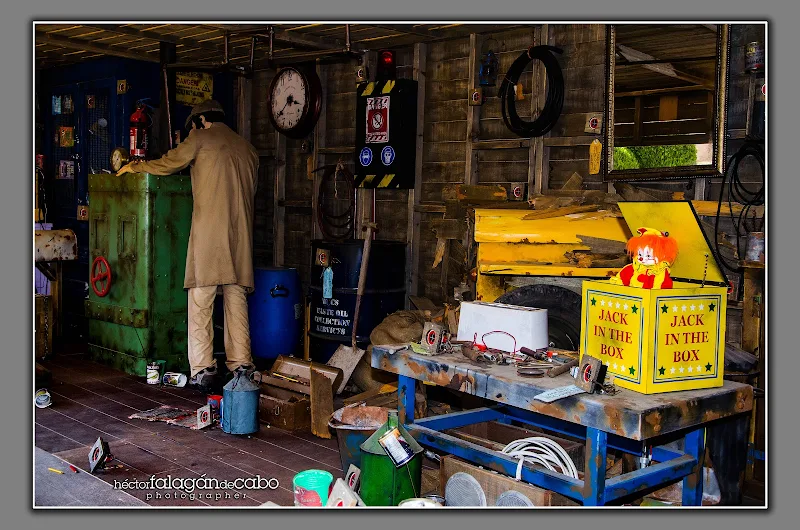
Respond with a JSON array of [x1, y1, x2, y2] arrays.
[[371, 346, 753, 441]]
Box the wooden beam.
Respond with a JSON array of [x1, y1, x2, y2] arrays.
[[273, 131, 286, 267], [465, 33, 482, 186], [367, 24, 447, 40], [355, 51, 377, 240], [311, 61, 327, 240], [472, 139, 531, 150], [35, 31, 159, 63], [530, 24, 549, 196], [210, 23, 356, 52], [543, 136, 600, 147], [614, 85, 710, 98], [80, 24, 223, 53], [616, 44, 714, 87], [236, 76, 253, 142], [318, 146, 354, 155], [407, 42, 427, 302]]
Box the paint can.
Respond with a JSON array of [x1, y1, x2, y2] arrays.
[[746, 42, 764, 72], [146, 360, 166, 385], [745, 232, 765, 263], [399, 497, 442, 507], [293, 469, 334, 506], [34, 388, 52, 408], [207, 394, 223, 420], [162, 372, 187, 387]]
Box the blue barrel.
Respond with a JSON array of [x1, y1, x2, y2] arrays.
[[249, 267, 302, 364], [221, 372, 260, 435]]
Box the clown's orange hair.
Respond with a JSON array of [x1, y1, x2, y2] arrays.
[[626, 227, 679, 265]]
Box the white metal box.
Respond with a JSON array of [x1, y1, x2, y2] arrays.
[[456, 301, 548, 352]]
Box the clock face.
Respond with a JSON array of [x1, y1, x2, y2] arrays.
[[110, 147, 129, 172], [271, 68, 308, 131]]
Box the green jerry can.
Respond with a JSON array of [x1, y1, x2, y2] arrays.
[[86, 172, 193, 376], [359, 411, 423, 506]]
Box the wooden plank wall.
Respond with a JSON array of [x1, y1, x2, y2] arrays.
[[240, 23, 762, 303]]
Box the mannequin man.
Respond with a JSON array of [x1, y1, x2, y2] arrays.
[[117, 100, 258, 392]]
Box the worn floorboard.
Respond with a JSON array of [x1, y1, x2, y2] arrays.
[[35, 354, 345, 507]]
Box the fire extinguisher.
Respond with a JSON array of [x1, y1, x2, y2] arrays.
[[129, 101, 151, 160]]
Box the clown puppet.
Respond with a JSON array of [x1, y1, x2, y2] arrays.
[[609, 227, 679, 289]]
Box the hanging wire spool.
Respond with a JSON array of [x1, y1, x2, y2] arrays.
[[499, 45, 565, 138], [315, 162, 355, 241]]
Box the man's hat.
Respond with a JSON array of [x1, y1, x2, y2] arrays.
[[185, 99, 225, 129]]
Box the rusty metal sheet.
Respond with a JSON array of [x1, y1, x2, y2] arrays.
[[372, 347, 753, 441], [34, 229, 77, 262]]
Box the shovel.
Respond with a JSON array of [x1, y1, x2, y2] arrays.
[[327, 222, 378, 394]]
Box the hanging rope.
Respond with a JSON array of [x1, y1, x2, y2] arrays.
[[499, 45, 565, 138], [315, 162, 355, 241]]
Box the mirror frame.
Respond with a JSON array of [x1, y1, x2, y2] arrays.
[[603, 24, 730, 182]]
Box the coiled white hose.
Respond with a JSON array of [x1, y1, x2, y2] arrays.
[[501, 437, 579, 481]]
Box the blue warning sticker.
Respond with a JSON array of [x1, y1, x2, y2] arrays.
[[381, 146, 395, 166], [359, 147, 373, 166]]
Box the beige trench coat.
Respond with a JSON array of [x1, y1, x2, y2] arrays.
[[134, 123, 259, 291]]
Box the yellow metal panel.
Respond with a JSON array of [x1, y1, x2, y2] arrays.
[[381, 80, 396, 93], [479, 264, 617, 278], [361, 82, 376, 96], [478, 243, 587, 265], [476, 273, 507, 302], [617, 202, 727, 284], [474, 209, 630, 244], [377, 174, 395, 188]]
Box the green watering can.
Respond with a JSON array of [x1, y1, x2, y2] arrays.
[[359, 411, 423, 506]]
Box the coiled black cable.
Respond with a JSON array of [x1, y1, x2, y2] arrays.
[[500, 45, 565, 138], [713, 140, 765, 276]]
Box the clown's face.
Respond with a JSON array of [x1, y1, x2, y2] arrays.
[[637, 245, 658, 266]]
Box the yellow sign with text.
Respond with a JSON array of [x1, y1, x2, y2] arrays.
[[175, 72, 214, 106]]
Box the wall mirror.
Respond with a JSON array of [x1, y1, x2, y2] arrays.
[[604, 24, 730, 181]]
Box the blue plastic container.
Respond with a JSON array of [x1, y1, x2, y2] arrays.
[[221, 372, 260, 435], [248, 267, 302, 363]]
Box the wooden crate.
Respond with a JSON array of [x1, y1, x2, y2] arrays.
[[447, 420, 585, 471], [440, 455, 579, 506], [258, 386, 311, 433], [35, 294, 53, 359]]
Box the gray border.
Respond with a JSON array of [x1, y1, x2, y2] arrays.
[[3, 1, 794, 529]]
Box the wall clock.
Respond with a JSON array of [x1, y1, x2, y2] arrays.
[[267, 66, 323, 140], [110, 147, 130, 172]]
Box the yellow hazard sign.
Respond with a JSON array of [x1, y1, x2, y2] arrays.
[[176, 71, 214, 106]]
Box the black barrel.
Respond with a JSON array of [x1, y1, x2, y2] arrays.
[[309, 239, 406, 362]]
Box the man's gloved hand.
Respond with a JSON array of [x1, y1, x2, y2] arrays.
[[116, 162, 137, 176]]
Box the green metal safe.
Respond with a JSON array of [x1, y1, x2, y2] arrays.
[[86, 172, 192, 376]]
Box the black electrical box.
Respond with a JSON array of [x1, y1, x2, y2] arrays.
[[354, 79, 418, 189]]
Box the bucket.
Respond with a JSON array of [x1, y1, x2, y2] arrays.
[[293, 469, 334, 506], [745, 232, 765, 264], [328, 405, 390, 473]]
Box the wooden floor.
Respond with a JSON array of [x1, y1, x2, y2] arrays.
[[35, 354, 345, 507]]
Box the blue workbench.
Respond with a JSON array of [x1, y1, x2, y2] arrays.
[[371, 346, 753, 506]]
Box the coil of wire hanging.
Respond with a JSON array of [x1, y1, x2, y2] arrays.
[[499, 45, 565, 138], [713, 140, 765, 275], [315, 162, 355, 241]]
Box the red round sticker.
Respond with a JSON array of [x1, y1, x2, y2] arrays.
[[513, 186, 522, 198], [762, 84, 766, 96], [426, 329, 437, 345], [589, 117, 599, 129]]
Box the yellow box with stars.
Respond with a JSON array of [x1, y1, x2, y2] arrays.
[[578, 202, 730, 394]]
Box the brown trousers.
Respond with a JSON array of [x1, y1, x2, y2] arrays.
[[188, 285, 252, 376]]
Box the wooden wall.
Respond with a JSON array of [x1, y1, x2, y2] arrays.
[[239, 23, 764, 303]]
